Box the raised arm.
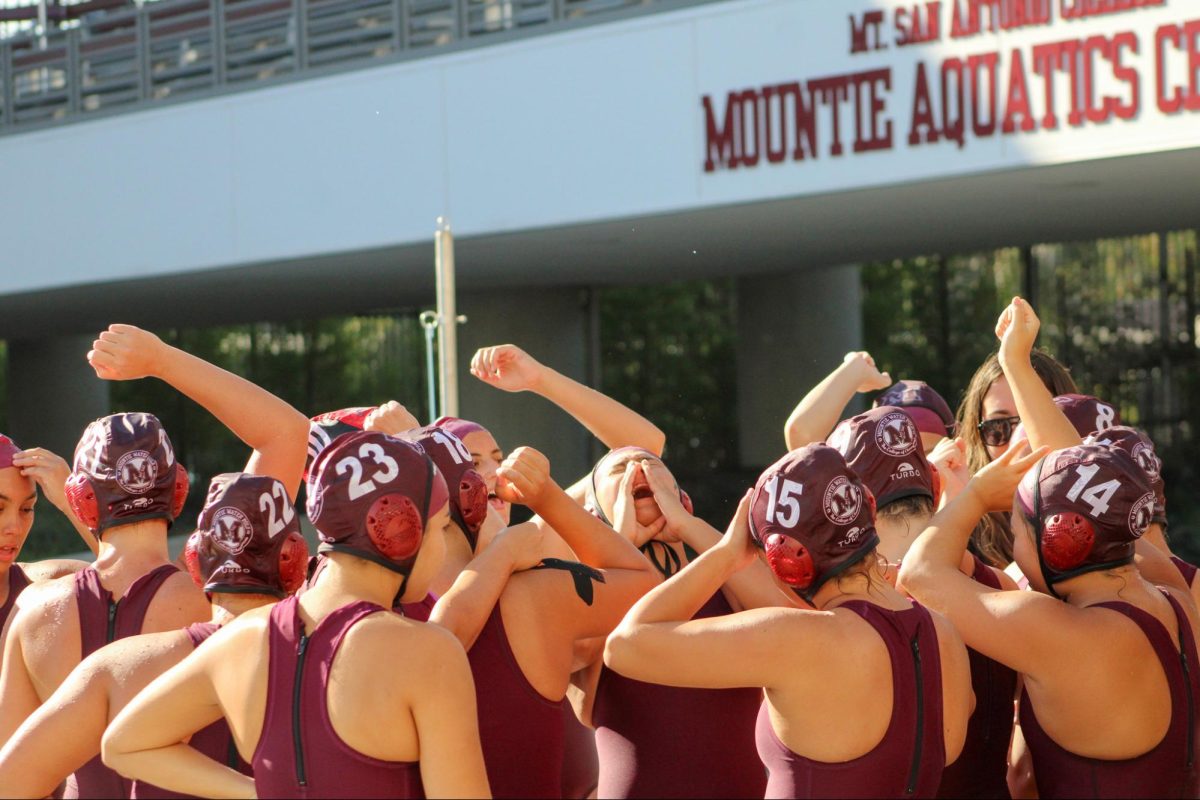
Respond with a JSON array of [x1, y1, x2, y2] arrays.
[[472, 345, 665, 455], [897, 443, 1091, 678], [11, 447, 97, 555], [604, 496, 821, 690], [642, 462, 797, 611], [995, 298, 1081, 452], [498, 447, 652, 574], [87, 324, 309, 499], [784, 352, 891, 450], [430, 523, 545, 650]]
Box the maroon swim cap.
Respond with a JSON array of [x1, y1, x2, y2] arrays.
[[1054, 394, 1120, 437], [1084, 426, 1166, 526], [184, 473, 309, 597], [64, 413, 188, 536], [306, 431, 449, 575], [874, 380, 956, 437], [399, 425, 488, 549], [1017, 444, 1154, 593], [305, 407, 374, 482], [434, 416, 492, 443], [828, 407, 937, 508], [749, 444, 879, 603], [0, 434, 20, 470]]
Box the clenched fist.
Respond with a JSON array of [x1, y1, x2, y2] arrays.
[[88, 325, 168, 381]]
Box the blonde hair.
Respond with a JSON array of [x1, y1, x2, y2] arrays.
[[957, 349, 1077, 566]]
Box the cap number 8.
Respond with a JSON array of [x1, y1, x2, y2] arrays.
[[764, 476, 804, 528], [336, 443, 401, 501]]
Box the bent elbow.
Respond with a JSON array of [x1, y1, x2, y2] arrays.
[[602, 627, 636, 673], [100, 728, 133, 777], [645, 428, 667, 457]]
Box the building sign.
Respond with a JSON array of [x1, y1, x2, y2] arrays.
[[702, 0, 1199, 172]]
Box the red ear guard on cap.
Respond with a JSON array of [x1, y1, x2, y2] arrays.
[[184, 530, 204, 588], [171, 463, 189, 519], [365, 494, 424, 561], [764, 533, 815, 589], [929, 463, 943, 505], [279, 531, 310, 595], [457, 469, 488, 535], [66, 472, 100, 532], [1041, 513, 1096, 571]]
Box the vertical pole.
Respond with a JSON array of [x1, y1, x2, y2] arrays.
[[420, 311, 439, 424], [435, 216, 459, 418], [211, 0, 225, 86], [137, 11, 151, 100], [585, 286, 602, 463], [1158, 232, 1172, 425], [1, 43, 11, 130], [66, 28, 79, 114]]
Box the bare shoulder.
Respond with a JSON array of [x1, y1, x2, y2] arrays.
[[351, 611, 464, 659], [19, 559, 90, 582], [83, 629, 194, 683], [143, 570, 210, 627], [12, 572, 77, 621]]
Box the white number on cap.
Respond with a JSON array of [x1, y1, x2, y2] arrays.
[[1095, 404, 1116, 432], [336, 443, 402, 501], [158, 428, 175, 467], [431, 430, 471, 465], [258, 481, 295, 538], [764, 476, 804, 528], [1065, 463, 1121, 516]]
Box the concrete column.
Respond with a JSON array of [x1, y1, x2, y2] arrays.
[[454, 287, 592, 483], [736, 265, 863, 469], [7, 335, 110, 460]]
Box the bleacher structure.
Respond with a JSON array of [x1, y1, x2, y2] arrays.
[[0, 0, 668, 132]]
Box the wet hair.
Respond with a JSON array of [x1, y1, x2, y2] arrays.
[[957, 350, 1077, 566], [877, 495, 934, 521], [830, 548, 890, 601]]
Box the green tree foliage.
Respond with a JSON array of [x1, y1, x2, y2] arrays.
[[863, 230, 1200, 560]]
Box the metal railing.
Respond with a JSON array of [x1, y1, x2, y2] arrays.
[[0, 0, 663, 133]]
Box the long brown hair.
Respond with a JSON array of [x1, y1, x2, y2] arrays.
[[957, 349, 1077, 566]]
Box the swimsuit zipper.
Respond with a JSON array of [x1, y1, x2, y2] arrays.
[[1181, 649, 1195, 768], [293, 633, 310, 787], [906, 635, 925, 795], [106, 598, 119, 643]]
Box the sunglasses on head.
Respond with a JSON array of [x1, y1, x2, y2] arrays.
[[978, 416, 1021, 448]]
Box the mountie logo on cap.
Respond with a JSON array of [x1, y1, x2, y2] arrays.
[[823, 476, 863, 525], [874, 412, 919, 457], [211, 506, 254, 555], [1131, 443, 1161, 478], [1129, 493, 1155, 537], [115, 450, 159, 494]]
